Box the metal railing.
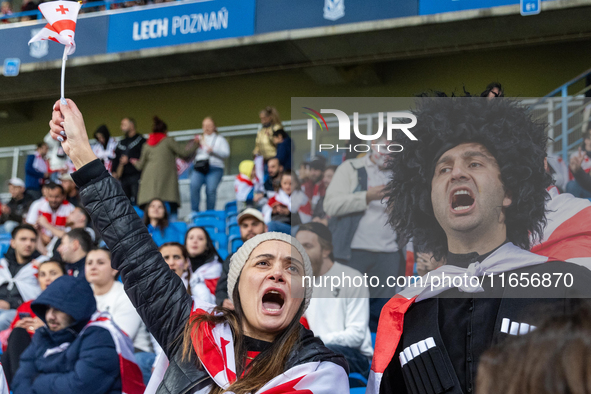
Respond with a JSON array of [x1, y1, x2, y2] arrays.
[[530, 67, 591, 162]]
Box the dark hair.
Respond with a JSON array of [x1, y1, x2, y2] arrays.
[[267, 157, 280, 166], [36, 142, 47, 149], [325, 165, 337, 174], [93, 125, 111, 149], [298, 222, 333, 252], [182, 279, 304, 394], [275, 170, 292, 192], [143, 198, 169, 234], [45, 182, 65, 194], [12, 223, 37, 239], [477, 304, 591, 394], [272, 129, 288, 140], [38, 260, 66, 275], [74, 206, 91, 228], [184, 226, 221, 262], [152, 116, 168, 134], [159, 242, 191, 295], [65, 228, 93, 253], [480, 82, 504, 98], [384, 97, 551, 260], [125, 117, 137, 129]]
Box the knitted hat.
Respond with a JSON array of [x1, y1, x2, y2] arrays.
[[227, 232, 313, 312]]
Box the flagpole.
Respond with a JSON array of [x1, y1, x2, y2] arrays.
[[60, 45, 68, 105]]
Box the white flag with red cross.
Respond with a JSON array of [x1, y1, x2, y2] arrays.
[[28, 1, 81, 55]]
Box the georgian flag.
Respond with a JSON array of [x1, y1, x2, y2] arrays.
[[367, 243, 549, 394], [189, 297, 349, 394], [28, 1, 81, 55]]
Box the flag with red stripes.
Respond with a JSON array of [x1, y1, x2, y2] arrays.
[[188, 298, 349, 394], [28, 1, 81, 55], [530, 186, 591, 266], [81, 312, 146, 394], [367, 243, 549, 394]]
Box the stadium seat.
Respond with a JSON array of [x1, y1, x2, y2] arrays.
[[350, 387, 367, 394], [225, 201, 237, 215], [193, 217, 225, 233], [372, 332, 376, 348], [209, 232, 228, 252], [0, 234, 11, 242], [229, 235, 243, 253], [169, 221, 188, 238], [190, 210, 226, 222], [228, 223, 240, 237], [226, 212, 238, 225], [0, 242, 9, 259], [218, 248, 228, 261]]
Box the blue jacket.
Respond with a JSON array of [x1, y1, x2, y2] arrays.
[[147, 224, 185, 246], [275, 136, 293, 170], [12, 276, 122, 394], [25, 154, 45, 191]]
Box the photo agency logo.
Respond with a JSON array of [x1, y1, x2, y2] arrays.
[[303, 107, 418, 153]]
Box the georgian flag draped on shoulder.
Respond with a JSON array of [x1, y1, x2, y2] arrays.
[[81, 312, 146, 394], [366, 243, 549, 394], [188, 297, 349, 394], [28, 1, 81, 55], [530, 186, 591, 267]]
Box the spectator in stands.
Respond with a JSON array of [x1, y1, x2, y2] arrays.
[[296, 223, 373, 382], [132, 116, 198, 216], [25, 142, 49, 200], [254, 157, 282, 205], [215, 208, 267, 309], [57, 228, 92, 279], [191, 117, 230, 212], [291, 172, 313, 227], [49, 98, 348, 394], [253, 106, 282, 161], [566, 134, 591, 197], [184, 227, 222, 304], [160, 242, 191, 293], [91, 125, 118, 173], [37, 206, 95, 261], [299, 162, 310, 184], [477, 305, 591, 394], [302, 158, 325, 200], [86, 248, 154, 384], [0, 224, 47, 330], [481, 82, 504, 98], [0, 260, 65, 385], [312, 165, 336, 213], [12, 276, 145, 394], [19, 0, 37, 21], [0, 178, 33, 234], [324, 138, 399, 331], [1, 1, 12, 22], [263, 171, 292, 234], [26, 182, 75, 247], [59, 173, 80, 206], [112, 117, 145, 205], [272, 129, 292, 170], [235, 160, 256, 212], [43, 132, 68, 182], [144, 198, 184, 246]]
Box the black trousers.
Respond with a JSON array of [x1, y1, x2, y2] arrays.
[[1, 327, 32, 385]]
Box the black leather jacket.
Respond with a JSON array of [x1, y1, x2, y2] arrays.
[[73, 160, 349, 394]]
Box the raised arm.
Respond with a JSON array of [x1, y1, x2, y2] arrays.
[[49, 99, 192, 355]]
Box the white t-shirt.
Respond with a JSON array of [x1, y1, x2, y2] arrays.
[[350, 155, 398, 252], [305, 262, 374, 358], [94, 281, 152, 353], [194, 133, 230, 169]]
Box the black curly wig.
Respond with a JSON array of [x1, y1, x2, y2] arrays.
[[384, 97, 552, 260]]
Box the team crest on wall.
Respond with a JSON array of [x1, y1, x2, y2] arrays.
[[29, 28, 49, 59], [324, 0, 345, 21]]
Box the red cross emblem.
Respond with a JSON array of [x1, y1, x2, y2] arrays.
[[56, 5, 69, 14]]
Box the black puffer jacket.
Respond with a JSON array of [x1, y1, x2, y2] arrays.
[[72, 160, 349, 394]]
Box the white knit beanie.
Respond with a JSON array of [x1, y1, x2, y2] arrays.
[[227, 232, 313, 312]]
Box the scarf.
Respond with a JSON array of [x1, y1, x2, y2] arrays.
[[147, 133, 167, 147]]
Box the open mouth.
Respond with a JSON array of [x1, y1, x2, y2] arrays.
[[451, 189, 475, 211], [262, 290, 285, 312]]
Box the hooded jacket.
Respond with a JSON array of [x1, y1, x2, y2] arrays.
[[12, 276, 122, 394], [72, 159, 348, 394]]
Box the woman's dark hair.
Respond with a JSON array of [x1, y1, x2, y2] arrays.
[[182, 277, 305, 394], [38, 260, 66, 275], [384, 97, 551, 260], [477, 304, 591, 394], [143, 198, 169, 234], [159, 242, 191, 295], [152, 116, 168, 134], [184, 226, 221, 262], [93, 125, 111, 149]]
